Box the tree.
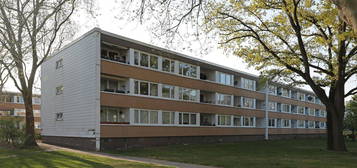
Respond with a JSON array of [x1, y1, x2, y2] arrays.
[[332, 0, 357, 33], [345, 95, 357, 141], [0, 0, 81, 147], [126, 0, 357, 151]]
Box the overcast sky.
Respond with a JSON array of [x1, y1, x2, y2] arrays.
[[3, 0, 356, 100]]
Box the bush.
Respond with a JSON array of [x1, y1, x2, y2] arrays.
[[0, 117, 26, 147]]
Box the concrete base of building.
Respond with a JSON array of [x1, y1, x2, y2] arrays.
[[101, 134, 326, 151], [42, 136, 97, 151]]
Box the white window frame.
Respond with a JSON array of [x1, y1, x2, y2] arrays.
[[216, 93, 233, 106], [281, 104, 291, 113], [161, 84, 175, 99], [241, 78, 256, 91], [178, 87, 198, 102], [297, 120, 305, 128], [162, 111, 176, 125], [134, 80, 159, 97], [241, 97, 255, 109], [134, 50, 159, 70], [133, 109, 159, 125], [281, 119, 291, 128], [242, 116, 256, 127], [217, 71, 233, 86], [178, 62, 198, 78], [268, 118, 277, 128], [178, 112, 198, 126], [162, 57, 175, 73], [217, 115, 232, 126]]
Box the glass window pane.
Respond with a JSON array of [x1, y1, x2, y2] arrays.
[[150, 55, 158, 69], [100, 110, 107, 122], [134, 81, 139, 94], [140, 53, 149, 67], [134, 51, 139, 65], [162, 112, 170, 124], [162, 85, 171, 98], [190, 114, 196, 125], [170, 61, 175, 72], [134, 110, 139, 123], [179, 113, 182, 124], [150, 111, 158, 124], [101, 78, 107, 91], [183, 113, 189, 124], [234, 116, 241, 126], [162, 59, 170, 72], [140, 82, 149, 95], [140, 110, 149, 124], [150, 83, 158, 96]]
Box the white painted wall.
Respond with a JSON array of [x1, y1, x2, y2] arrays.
[[41, 30, 101, 138]]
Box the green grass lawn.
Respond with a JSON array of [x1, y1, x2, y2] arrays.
[[0, 146, 170, 168], [113, 139, 357, 168]]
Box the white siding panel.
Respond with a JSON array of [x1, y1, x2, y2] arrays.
[[41, 31, 100, 138]]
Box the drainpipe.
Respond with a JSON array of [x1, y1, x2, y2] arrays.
[[264, 81, 269, 140]]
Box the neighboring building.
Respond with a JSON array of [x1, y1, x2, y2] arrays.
[[41, 28, 327, 151], [0, 91, 41, 131]]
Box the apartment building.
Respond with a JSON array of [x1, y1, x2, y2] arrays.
[[0, 91, 41, 131], [41, 28, 326, 151]]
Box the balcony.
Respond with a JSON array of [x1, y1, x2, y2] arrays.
[[200, 113, 216, 126], [100, 106, 130, 124], [200, 67, 215, 82], [101, 76, 129, 94], [200, 90, 216, 104], [101, 42, 129, 64]]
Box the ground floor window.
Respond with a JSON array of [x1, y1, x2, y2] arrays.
[[217, 115, 232, 126], [162, 111, 175, 124], [282, 119, 291, 128], [242, 116, 255, 127], [297, 120, 305, 128], [178, 112, 197, 125], [268, 118, 276, 128], [134, 109, 159, 124], [101, 107, 126, 123]]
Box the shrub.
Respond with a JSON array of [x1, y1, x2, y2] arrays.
[[0, 117, 26, 147]]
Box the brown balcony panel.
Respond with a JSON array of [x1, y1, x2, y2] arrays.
[[101, 60, 265, 100], [101, 92, 264, 117]]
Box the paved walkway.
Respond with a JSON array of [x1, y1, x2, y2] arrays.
[[38, 143, 217, 168]]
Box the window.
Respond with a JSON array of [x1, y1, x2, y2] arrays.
[[101, 107, 126, 123], [134, 80, 158, 97], [268, 85, 277, 95], [55, 113, 63, 121], [297, 120, 305, 128], [179, 62, 197, 78], [233, 116, 242, 126], [282, 119, 291, 128], [306, 94, 315, 102], [178, 112, 197, 125], [162, 84, 175, 99], [162, 111, 175, 124], [308, 120, 315, 128], [308, 108, 315, 116], [281, 104, 290, 113], [320, 122, 326, 128], [162, 58, 175, 73], [268, 118, 276, 128], [242, 97, 255, 108], [101, 78, 118, 92], [56, 59, 63, 69], [320, 110, 326, 117], [56, 86, 64, 95], [268, 102, 277, 111], [297, 92, 305, 101], [279, 88, 290, 97], [101, 48, 127, 63], [241, 78, 255, 90], [216, 93, 232, 106], [179, 87, 198, 102], [134, 51, 158, 70], [297, 106, 304, 115], [217, 72, 233, 86], [217, 115, 232, 126], [134, 109, 159, 124], [242, 116, 255, 127]]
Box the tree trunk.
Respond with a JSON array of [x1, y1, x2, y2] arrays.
[[326, 91, 346, 151], [23, 91, 37, 147]]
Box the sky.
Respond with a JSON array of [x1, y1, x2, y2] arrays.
[[3, 0, 356, 100]]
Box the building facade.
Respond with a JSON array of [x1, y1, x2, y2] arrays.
[[0, 91, 41, 131], [41, 28, 326, 151]]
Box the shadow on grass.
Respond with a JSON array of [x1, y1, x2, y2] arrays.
[[0, 147, 114, 168]]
